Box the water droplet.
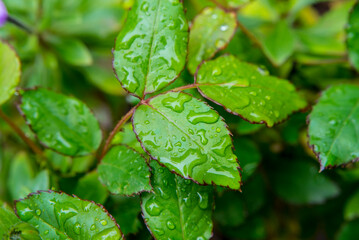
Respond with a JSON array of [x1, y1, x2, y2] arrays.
[[249, 91, 257, 96], [212, 67, 222, 76], [91, 224, 96, 231], [212, 136, 232, 157], [265, 96, 271, 101], [174, 141, 182, 147], [234, 95, 251, 110], [197, 192, 209, 209], [74, 223, 81, 235], [93, 227, 120, 240], [220, 24, 229, 31], [162, 93, 192, 113], [145, 120, 150, 124], [154, 228, 165, 236], [167, 220, 176, 230], [187, 110, 219, 125], [196, 129, 208, 145], [216, 127, 221, 133], [100, 220, 107, 226], [215, 39, 226, 48], [145, 198, 162, 216], [188, 129, 194, 134], [35, 209, 41, 216], [165, 140, 173, 151]]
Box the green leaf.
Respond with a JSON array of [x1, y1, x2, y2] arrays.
[[236, 119, 264, 135], [15, 191, 124, 240], [344, 189, 359, 221], [98, 145, 152, 195], [337, 219, 359, 240], [141, 161, 213, 240], [113, 0, 189, 97], [6, 222, 41, 240], [187, 7, 237, 74], [308, 85, 359, 170], [347, 2, 359, 71], [74, 171, 109, 204], [0, 202, 21, 238], [111, 124, 145, 154], [132, 92, 242, 190], [8, 152, 50, 200], [260, 20, 295, 66], [20, 88, 102, 157], [270, 160, 339, 204], [196, 55, 307, 127], [0, 40, 21, 106], [211, 0, 250, 9], [46, 36, 93, 66]]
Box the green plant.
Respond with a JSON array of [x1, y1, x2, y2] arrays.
[[1, 0, 359, 239]]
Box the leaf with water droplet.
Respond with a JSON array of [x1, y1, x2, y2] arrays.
[[308, 84, 359, 171], [347, 2, 359, 71], [98, 145, 152, 195], [0, 40, 21, 106], [19, 88, 102, 157], [0, 201, 23, 238], [141, 161, 213, 240], [196, 55, 306, 127], [8, 152, 50, 201], [210, 0, 250, 9], [187, 7, 237, 74], [15, 191, 124, 240], [113, 0, 189, 97], [133, 92, 242, 190]]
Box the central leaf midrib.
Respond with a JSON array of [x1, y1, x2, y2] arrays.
[[29, 97, 94, 152], [143, 0, 162, 97]]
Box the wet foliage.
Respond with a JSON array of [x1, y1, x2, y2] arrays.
[[1, 0, 359, 239]]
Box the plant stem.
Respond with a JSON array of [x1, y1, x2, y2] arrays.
[[101, 106, 137, 158], [7, 16, 33, 34], [0, 109, 43, 157], [170, 83, 199, 92]]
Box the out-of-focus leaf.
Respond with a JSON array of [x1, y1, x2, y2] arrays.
[[45, 150, 95, 177], [113, 0, 188, 97], [46, 36, 93, 66], [20, 88, 102, 157], [196, 55, 307, 127], [271, 160, 339, 204], [233, 138, 261, 181], [260, 20, 295, 66], [133, 92, 242, 190], [83, 66, 125, 96], [308, 85, 359, 170], [347, 2, 359, 71], [187, 7, 237, 74], [344, 189, 359, 221], [141, 161, 213, 240], [0, 40, 21, 105], [98, 145, 151, 195], [211, 0, 250, 9], [236, 119, 264, 135], [337, 219, 359, 240], [74, 171, 109, 204], [15, 191, 124, 239], [111, 124, 145, 154], [109, 195, 142, 235], [214, 191, 246, 227], [7, 152, 49, 200], [0, 201, 20, 238]]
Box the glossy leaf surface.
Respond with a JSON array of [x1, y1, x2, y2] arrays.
[[98, 145, 151, 195], [347, 2, 359, 71], [141, 161, 213, 240], [308, 85, 359, 170], [15, 191, 123, 240], [187, 7, 237, 74], [113, 0, 188, 97], [196, 55, 306, 127], [133, 92, 242, 190], [20, 88, 102, 156], [0, 41, 21, 106]]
